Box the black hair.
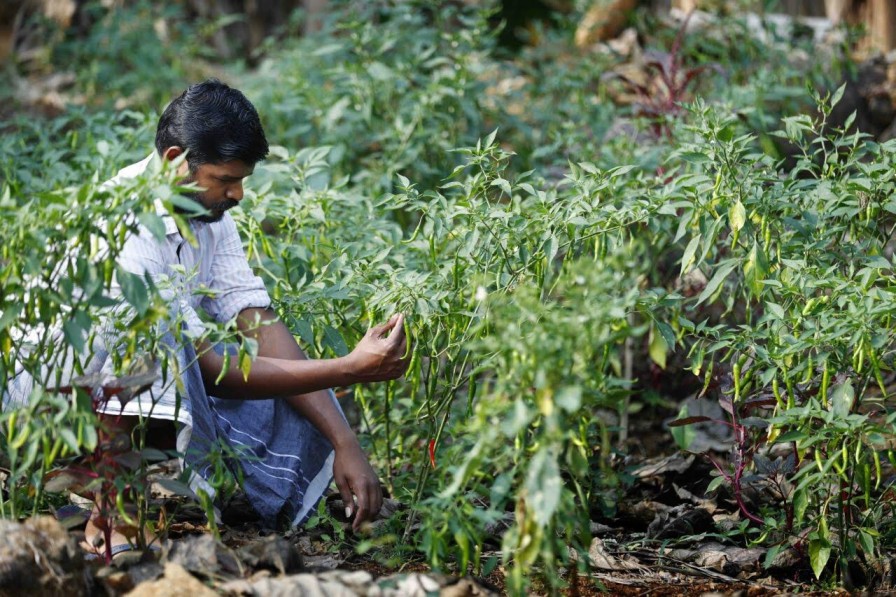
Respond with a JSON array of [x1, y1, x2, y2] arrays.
[[155, 79, 269, 169]]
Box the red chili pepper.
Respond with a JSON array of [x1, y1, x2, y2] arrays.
[[428, 439, 437, 469]]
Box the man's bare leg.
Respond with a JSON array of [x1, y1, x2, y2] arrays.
[[81, 414, 176, 558]]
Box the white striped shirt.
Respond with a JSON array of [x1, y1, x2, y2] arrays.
[[102, 154, 272, 422], [4, 155, 271, 425]]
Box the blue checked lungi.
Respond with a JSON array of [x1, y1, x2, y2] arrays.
[[4, 332, 339, 529], [178, 338, 339, 527]]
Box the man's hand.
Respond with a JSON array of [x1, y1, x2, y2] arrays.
[[333, 440, 383, 532], [344, 313, 410, 383]]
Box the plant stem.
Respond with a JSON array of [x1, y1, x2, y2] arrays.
[[619, 312, 634, 447]]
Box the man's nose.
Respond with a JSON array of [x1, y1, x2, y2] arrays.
[[227, 184, 244, 202]]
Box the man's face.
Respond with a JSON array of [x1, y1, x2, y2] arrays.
[[179, 160, 254, 223]]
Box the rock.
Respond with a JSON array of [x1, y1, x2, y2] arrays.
[[167, 534, 242, 579], [96, 569, 134, 594], [606, 27, 641, 59], [575, 0, 638, 48], [671, 396, 733, 454], [586, 538, 644, 571], [765, 546, 802, 571], [647, 505, 715, 540], [619, 500, 671, 529], [674, 484, 718, 514], [125, 562, 217, 597], [244, 574, 355, 597], [631, 453, 697, 479], [318, 570, 373, 592], [667, 541, 764, 577], [301, 553, 346, 571], [482, 512, 514, 539], [377, 572, 443, 596], [0, 516, 87, 597], [377, 498, 403, 520], [238, 535, 303, 575], [440, 577, 498, 596], [219, 570, 272, 595]]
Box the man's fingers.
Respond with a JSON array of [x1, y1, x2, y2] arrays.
[[368, 314, 401, 340], [352, 485, 370, 532], [336, 476, 354, 519], [370, 480, 383, 520], [351, 478, 384, 532], [387, 314, 405, 344]]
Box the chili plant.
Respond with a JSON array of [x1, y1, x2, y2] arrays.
[[668, 89, 896, 581]]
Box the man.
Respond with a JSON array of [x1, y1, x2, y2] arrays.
[[85, 79, 409, 554]]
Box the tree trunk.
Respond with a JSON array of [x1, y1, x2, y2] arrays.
[[574, 0, 638, 47], [824, 0, 851, 20], [776, 0, 826, 16], [671, 0, 698, 11], [862, 0, 896, 53], [828, 0, 896, 53]]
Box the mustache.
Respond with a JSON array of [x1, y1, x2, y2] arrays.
[[173, 194, 239, 218], [217, 199, 239, 213]]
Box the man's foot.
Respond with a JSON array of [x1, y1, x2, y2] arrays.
[[81, 511, 160, 562]]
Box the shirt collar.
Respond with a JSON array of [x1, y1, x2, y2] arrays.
[[153, 198, 182, 236], [125, 153, 208, 238]]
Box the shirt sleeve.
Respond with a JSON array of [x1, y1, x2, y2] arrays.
[[201, 214, 271, 323]]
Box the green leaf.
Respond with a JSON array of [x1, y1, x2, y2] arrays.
[[294, 318, 315, 347], [322, 326, 349, 357], [525, 448, 562, 528], [830, 380, 854, 418], [729, 199, 746, 233], [0, 304, 22, 332], [766, 302, 786, 319], [555, 386, 581, 412], [696, 260, 739, 305], [706, 475, 727, 493], [858, 529, 876, 556], [680, 235, 700, 276], [809, 537, 831, 580], [743, 241, 768, 299], [138, 212, 167, 240], [117, 269, 149, 315], [763, 544, 783, 570], [502, 400, 533, 437], [656, 321, 676, 350], [59, 428, 80, 453], [141, 447, 170, 462], [154, 477, 197, 499], [491, 178, 512, 197], [62, 318, 87, 353], [490, 472, 513, 506], [793, 488, 808, 524], [649, 324, 668, 369], [830, 83, 846, 109], [776, 429, 807, 443], [670, 403, 696, 451], [609, 165, 636, 178], [239, 349, 253, 381]]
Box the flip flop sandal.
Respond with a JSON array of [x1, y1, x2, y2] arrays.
[[55, 504, 91, 529], [83, 543, 162, 562]]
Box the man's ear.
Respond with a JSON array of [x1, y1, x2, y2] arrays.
[[161, 146, 190, 176]]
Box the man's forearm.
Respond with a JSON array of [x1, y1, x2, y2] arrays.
[[198, 344, 356, 401], [234, 308, 360, 449]]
